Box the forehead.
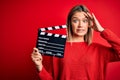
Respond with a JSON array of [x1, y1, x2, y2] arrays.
[[72, 12, 86, 19]]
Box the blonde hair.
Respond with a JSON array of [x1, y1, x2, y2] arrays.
[[66, 5, 93, 45]]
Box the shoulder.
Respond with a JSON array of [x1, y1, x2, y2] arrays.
[[89, 42, 110, 50], [90, 42, 105, 47]]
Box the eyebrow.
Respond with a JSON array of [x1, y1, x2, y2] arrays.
[[72, 17, 78, 19], [71, 17, 88, 19]]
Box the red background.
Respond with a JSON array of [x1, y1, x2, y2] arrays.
[[0, 0, 120, 80]]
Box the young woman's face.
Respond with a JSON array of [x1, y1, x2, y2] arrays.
[[71, 12, 89, 37]]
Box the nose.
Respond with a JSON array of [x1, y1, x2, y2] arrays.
[[78, 21, 82, 28]]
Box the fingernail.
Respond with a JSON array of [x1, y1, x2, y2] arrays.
[[35, 50, 37, 52]]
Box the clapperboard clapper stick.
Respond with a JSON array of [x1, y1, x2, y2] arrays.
[[36, 25, 67, 58]]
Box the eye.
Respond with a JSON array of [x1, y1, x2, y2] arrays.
[[72, 20, 78, 23], [83, 19, 88, 23]]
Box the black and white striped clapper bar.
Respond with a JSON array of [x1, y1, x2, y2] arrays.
[[36, 25, 67, 58]]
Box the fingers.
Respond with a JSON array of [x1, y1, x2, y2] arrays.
[[83, 12, 93, 20], [91, 13, 101, 24], [31, 47, 43, 62], [91, 13, 100, 26], [91, 13, 96, 20], [32, 56, 42, 62], [91, 13, 97, 23], [33, 47, 39, 53], [87, 12, 93, 20], [32, 47, 41, 55], [91, 13, 104, 32], [31, 53, 42, 59], [83, 12, 94, 27]]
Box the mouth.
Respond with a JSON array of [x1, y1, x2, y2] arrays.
[[76, 28, 85, 32]]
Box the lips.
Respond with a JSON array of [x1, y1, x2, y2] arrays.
[[76, 28, 85, 32]]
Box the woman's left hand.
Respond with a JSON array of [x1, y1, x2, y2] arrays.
[[87, 13, 105, 32]]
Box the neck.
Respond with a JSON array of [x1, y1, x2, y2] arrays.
[[67, 35, 84, 42]]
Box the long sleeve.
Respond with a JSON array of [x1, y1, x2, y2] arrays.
[[38, 67, 53, 80], [101, 29, 120, 55], [38, 56, 53, 80], [37, 29, 120, 80], [100, 29, 120, 62]]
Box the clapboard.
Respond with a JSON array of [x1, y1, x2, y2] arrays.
[[36, 25, 67, 58]]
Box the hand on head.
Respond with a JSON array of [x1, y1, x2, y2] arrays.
[[84, 12, 104, 32]]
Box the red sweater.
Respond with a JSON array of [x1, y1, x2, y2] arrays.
[[38, 29, 120, 80]]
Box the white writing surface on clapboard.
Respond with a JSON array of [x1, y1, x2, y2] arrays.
[[36, 25, 67, 58]]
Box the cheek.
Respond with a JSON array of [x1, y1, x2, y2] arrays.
[[71, 26, 76, 33], [71, 22, 78, 27], [71, 23, 77, 30], [84, 22, 89, 27], [84, 24, 89, 29], [83, 24, 89, 33]]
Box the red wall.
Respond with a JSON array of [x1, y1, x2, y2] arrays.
[[0, 0, 120, 80]]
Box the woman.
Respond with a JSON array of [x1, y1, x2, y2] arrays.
[[31, 5, 120, 80]]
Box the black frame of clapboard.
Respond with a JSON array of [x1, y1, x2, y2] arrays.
[[36, 25, 67, 58]]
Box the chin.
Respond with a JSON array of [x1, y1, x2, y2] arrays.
[[76, 33, 86, 37], [74, 34, 85, 37]]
